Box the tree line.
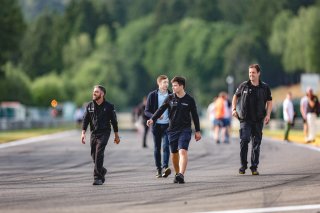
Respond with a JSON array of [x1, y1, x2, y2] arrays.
[[1, 0, 320, 109]]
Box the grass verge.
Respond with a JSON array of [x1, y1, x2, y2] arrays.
[[0, 124, 76, 144], [261, 129, 320, 146]]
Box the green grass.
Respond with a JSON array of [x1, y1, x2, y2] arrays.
[[264, 129, 309, 141], [0, 124, 76, 144], [260, 129, 319, 145], [231, 128, 320, 146]]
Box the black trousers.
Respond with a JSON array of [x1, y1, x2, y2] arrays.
[[239, 120, 263, 169], [90, 132, 110, 180], [142, 123, 149, 147]]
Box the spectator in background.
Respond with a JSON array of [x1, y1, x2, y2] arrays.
[[213, 92, 230, 144], [223, 92, 232, 144], [306, 87, 319, 143], [207, 97, 216, 139], [137, 96, 149, 148], [283, 92, 295, 142], [74, 106, 85, 128], [300, 91, 309, 142]]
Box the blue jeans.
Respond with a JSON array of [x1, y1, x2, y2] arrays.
[[152, 123, 170, 170]]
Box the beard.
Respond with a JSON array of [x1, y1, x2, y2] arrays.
[[93, 94, 102, 101]]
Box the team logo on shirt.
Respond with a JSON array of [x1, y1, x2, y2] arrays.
[[89, 106, 94, 112], [170, 100, 178, 107]]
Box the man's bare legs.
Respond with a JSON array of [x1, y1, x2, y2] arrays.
[[172, 152, 179, 174], [179, 149, 188, 175], [172, 149, 188, 175], [172, 149, 188, 184]]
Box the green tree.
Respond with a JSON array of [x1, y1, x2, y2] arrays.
[[64, 25, 127, 107], [218, 0, 287, 39], [224, 32, 262, 85], [63, 0, 114, 41], [18, 0, 67, 21], [283, 0, 317, 14], [269, 10, 294, 56], [217, 0, 247, 24], [20, 13, 61, 78], [63, 33, 92, 68], [0, 63, 31, 104], [117, 16, 154, 105], [153, 0, 187, 28], [31, 73, 66, 107], [125, 0, 158, 22], [280, 6, 320, 73], [0, 0, 25, 76], [186, 0, 221, 21], [143, 24, 179, 79], [243, 0, 287, 38], [144, 19, 238, 104], [103, 0, 127, 26]]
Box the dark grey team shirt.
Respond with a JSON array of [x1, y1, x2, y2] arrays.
[[151, 93, 200, 132], [82, 100, 118, 134], [247, 85, 259, 122], [235, 81, 272, 122]]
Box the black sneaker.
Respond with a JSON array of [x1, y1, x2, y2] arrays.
[[239, 166, 247, 174], [175, 173, 185, 184], [162, 167, 171, 178], [250, 167, 259, 175], [173, 173, 178, 183], [156, 169, 162, 178], [102, 167, 107, 183], [93, 179, 103, 185]]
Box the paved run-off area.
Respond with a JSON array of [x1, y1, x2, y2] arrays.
[[0, 130, 320, 213]]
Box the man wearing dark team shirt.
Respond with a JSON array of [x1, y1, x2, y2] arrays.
[[147, 76, 201, 184], [81, 85, 120, 185]]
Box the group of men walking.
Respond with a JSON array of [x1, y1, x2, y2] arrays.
[[80, 64, 276, 185]]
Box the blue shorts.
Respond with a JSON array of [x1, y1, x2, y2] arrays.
[[213, 118, 229, 127], [168, 128, 192, 153]]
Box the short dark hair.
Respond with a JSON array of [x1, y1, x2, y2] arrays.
[[171, 76, 186, 88], [94, 85, 106, 96], [249, 64, 261, 72]]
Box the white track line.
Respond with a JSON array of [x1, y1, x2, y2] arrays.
[[0, 130, 77, 149], [198, 204, 320, 213]]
